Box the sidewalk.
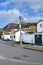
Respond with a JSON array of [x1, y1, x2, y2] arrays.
[[23, 44, 43, 51], [13, 43, 43, 51], [6, 40, 43, 51]]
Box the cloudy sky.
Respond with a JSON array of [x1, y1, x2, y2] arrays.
[[0, 0, 43, 28]]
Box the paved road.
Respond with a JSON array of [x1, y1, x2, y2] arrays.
[[0, 40, 43, 65]]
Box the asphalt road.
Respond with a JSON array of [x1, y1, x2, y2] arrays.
[[0, 40, 43, 65]]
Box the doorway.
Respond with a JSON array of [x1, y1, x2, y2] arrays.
[[35, 34, 42, 45]]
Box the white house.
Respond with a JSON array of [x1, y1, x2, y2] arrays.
[[19, 20, 43, 45], [22, 32, 43, 45], [37, 20, 43, 32], [22, 20, 43, 45], [10, 31, 25, 42], [1, 35, 10, 40]]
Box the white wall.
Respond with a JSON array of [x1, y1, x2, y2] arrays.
[[15, 31, 25, 42], [15, 32, 20, 42], [37, 21, 43, 32], [22, 34, 35, 44], [10, 31, 25, 42], [2, 35, 10, 40], [10, 34, 16, 41]]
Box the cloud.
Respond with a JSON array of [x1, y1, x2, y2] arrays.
[[0, 0, 43, 14], [0, 0, 43, 8], [25, 0, 43, 13], [0, 1, 9, 6], [0, 0, 25, 6], [8, 0, 43, 8], [0, 6, 43, 23], [0, 8, 22, 25], [0, 0, 43, 12], [0, 0, 43, 26], [25, 16, 43, 23]]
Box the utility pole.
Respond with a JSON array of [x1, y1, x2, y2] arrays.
[[19, 16, 23, 46]]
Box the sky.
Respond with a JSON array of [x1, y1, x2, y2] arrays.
[[0, 0, 43, 28]]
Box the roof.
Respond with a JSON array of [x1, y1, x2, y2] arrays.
[[37, 20, 43, 24], [3, 31, 10, 35], [21, 22, 37, 24]]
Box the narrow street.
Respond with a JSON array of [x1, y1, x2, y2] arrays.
[[0, 40, 43, 65]]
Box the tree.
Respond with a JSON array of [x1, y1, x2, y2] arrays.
[[0, 30, 3, 35]]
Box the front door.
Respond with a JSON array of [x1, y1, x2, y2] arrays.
[[35, 34, 42, 45]]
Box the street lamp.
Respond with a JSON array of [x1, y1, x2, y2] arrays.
[[19, 16, 23, 46]]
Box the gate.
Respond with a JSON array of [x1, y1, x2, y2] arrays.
[[35, 34, 42, 45]]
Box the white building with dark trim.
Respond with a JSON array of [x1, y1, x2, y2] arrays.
[[35, 20, 43, 45], [23, 20, 43, 45]]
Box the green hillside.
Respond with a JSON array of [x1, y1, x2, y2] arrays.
[[3, 22, 37, 32]]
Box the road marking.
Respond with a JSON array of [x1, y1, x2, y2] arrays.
[[0, 56, 7, 60], [0, 55, 42, 65], [8, 59, 41, 65]]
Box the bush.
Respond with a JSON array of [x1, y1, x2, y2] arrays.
[[0, 30, 3, 35]]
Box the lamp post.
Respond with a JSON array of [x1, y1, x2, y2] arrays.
[[19, 16, 23, 46]]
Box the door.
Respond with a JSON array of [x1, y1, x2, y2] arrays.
[[35, 34, 42, 45]]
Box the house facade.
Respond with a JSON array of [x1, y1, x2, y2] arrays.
[[1, 31, 11, 40], [22, 20, 43, 45], [34, 20, 43, 45], [37, 20, 43, 32], [10, 31, 25, 42]]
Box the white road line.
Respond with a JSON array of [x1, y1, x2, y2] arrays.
[[0, 55, 42, 65], [8, 59, 41, 65], [0, 56, 7, 60]]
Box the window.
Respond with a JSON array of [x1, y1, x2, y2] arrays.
[[10, 36, 12, 38], [14, 35, 15, 38], [40, 24, 42, 27]]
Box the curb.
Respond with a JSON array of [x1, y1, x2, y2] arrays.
[[23, 47, 43, 52], [13, 44, 43, 52], [5, 40, 43, 52]]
